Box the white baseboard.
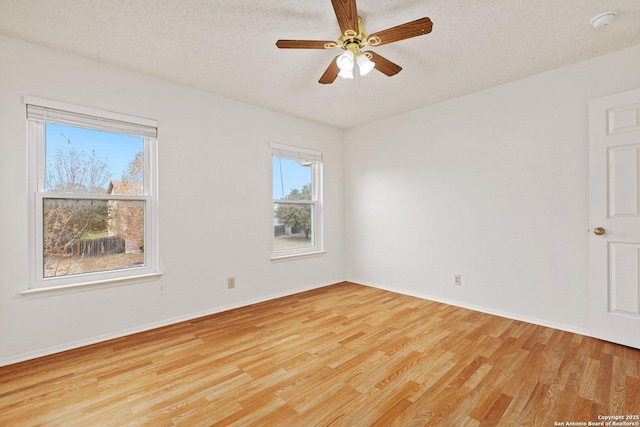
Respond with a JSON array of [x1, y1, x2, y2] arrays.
[[349, 279, 592, 337], [0, 280, 339, 367]]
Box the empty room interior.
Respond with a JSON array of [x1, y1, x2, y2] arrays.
[[1, 0, 640, 425]]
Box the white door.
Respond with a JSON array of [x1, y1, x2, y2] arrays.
[[589, 88, 640, 349]]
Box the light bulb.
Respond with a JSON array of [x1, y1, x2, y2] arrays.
[[357, 54, 375, 76]]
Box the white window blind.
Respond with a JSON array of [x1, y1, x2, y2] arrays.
[[26, 105, 157, 139], [270, 142, 322, 163]]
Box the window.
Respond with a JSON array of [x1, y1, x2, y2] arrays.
[[26, 97, 160, 291], [271, 143, 323, 258]]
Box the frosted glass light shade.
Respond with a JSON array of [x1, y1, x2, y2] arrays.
[[338, 68, 354, 79], [357, 54, 375, 76], [337, 50, 355, 71]]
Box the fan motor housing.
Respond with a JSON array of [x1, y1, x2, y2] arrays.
[[338, 16, 368, 51]]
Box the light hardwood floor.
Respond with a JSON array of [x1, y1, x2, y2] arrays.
[[1, 282, 639, 426]]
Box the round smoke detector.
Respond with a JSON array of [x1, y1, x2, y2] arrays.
[[590, 11, 617, 29]]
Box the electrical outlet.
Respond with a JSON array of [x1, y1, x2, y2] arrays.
[[454, 275, 461, 286], [227, 277, 235, 289]]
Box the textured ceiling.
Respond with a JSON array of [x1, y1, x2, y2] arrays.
[[1, 0, 639, 129]]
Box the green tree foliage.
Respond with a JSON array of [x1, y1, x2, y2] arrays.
[[274, 185, 312, 238]]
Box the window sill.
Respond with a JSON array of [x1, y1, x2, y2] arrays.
[[21, 272, 163, 297], [271, 251, 325, 262]]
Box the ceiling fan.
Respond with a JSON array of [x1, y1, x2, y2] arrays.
[[275, 0, 433, 84]]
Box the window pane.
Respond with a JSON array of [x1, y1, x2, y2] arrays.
[[43, 198, 145, 278], [274, 203, 313, 251], [45, 123, 144, 195], [272, 157, 312, 200]]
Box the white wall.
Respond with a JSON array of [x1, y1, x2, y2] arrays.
[[344, 44, 640, 333], [0, 35, 345, 365]]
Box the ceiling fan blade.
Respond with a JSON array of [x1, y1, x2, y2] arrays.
[[319, 56, 341, 84], [365, 51, 402, 76], [368, 17, 433, 46], [331, 0, 359, 36], [276, 40, 337, 49]]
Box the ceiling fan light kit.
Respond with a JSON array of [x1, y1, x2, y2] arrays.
[[276, 0, 433, 84]]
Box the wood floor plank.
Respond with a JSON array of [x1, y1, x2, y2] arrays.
[[1, 281, 639, 426]]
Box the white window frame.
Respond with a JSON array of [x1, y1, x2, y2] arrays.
[[24, 96, 161, 293], [270, 142, 324, 260]]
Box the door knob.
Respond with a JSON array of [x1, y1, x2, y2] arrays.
[[594, 227, 605, 235]]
